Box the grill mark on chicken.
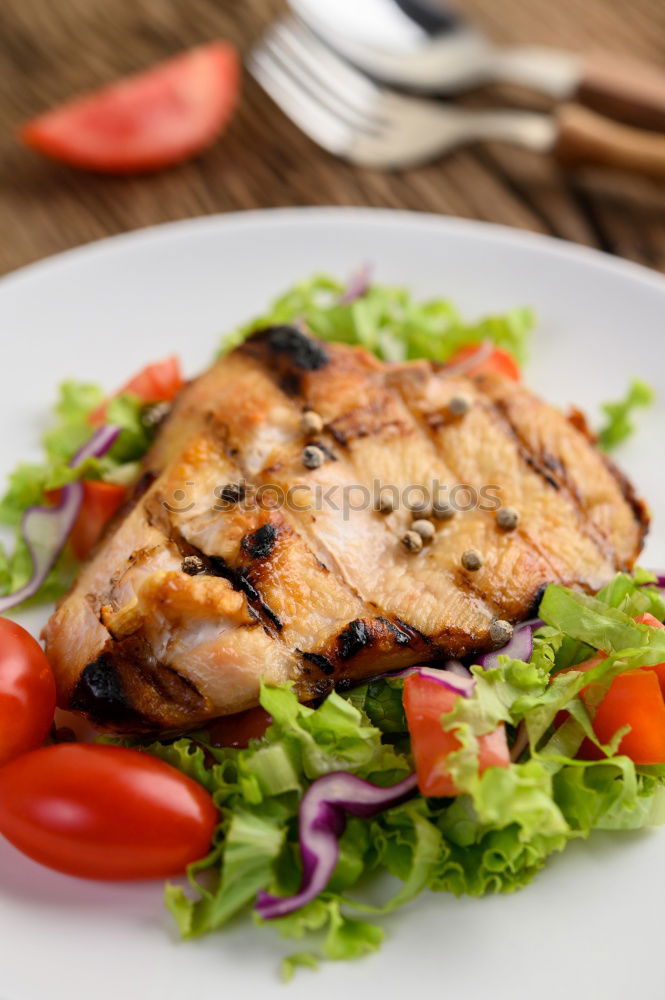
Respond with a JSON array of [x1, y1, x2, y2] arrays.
[[71, 635, 208, 733], [599, 452, 649, 554], [44, 331, 648, 733], [199, 552, 285, 637], [485, 393, 624, 569], [300, 651, 336, 676], [479, 395, 621, 570], [70, 655, 142, 726], [388, 366, 624, 609], [242, 324, 330, 381], [337, 619, 371, 659], [327, 400, 411, 448], [151, 519, 285, 638], [181, 365, 428, 669], [292, 354, 522, 624], [241, 523, 278, 559]]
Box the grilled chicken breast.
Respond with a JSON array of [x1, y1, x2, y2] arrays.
[[44, 326, 647, 733]]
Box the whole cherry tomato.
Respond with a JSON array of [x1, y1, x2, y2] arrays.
[[0, 617, 56, 766], [0, 744, 218, 880]]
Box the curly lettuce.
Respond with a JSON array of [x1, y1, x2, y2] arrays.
[[104, 571, 665, 975]]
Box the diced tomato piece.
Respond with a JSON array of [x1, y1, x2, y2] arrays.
[[557, 623, 665, 764], [71, 481, 127, 560], [89, 355, 184, 425], [207, 707, 272, 749], [21, 43, 240, 174], [592, 670, 665, 765], [635, 613, 665, 696], [49, 481, 127, 561], [403, 673, 509, 798], [117, 355, 184, 405], [446, 345, 521, 381], [635, 613, 664, 629]]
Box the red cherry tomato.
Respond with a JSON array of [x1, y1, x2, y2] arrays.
[[0, 744, 218, 880], [89, 355, 184, 425], [447, 345, 521, 381], [403, 673, 509, 797], [21, 42, 240, 174], [0, 618, 56, 766]]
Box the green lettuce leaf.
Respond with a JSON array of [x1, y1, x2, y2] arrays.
[[0, 382, 158, 607], [120, 582, 665, 974], [220, 274, 534, 365], [598, 378, 654, 451]]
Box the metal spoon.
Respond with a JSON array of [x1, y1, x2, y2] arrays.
[[290, 0, 665, 131]]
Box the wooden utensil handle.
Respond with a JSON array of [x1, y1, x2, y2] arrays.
[[576, 51, 665, 132], [553, 103, 665, 179]]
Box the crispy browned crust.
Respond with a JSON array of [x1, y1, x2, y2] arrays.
[[44, 326, 649, 734]]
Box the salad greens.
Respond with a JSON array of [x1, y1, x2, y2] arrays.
[[597, 378, 654, 452], [100, 570, 665, 977], [221, 273, 535, 364], [0, 383, 156, 604]]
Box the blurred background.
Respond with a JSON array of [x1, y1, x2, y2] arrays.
[[2, 0, 665, 276]]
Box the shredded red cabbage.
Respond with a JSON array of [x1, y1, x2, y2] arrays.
[[442, 339, 494, 377], [368, 664, 475, 696], [339, 263, 372, 304], [0, 425, 120, 612], [475, 620, 542, 671], [255, 771, 418, 920]]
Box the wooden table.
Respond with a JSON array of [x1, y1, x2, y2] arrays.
[[2, 0, 665, 276]]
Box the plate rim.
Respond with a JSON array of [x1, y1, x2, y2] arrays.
[[3, 205, 665, 296]]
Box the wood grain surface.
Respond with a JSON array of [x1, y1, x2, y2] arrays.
[[1, 0, 665, 276]]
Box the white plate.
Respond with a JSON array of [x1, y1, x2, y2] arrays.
[[1, 208, 664, 1000]]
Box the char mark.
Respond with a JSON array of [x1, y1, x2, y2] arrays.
[[207, 556, 283, 634], [337, 619, 372, 660], [485, 394, 628, 566], [300, 651, 336, 676], [379, 617, 412, 646], [71, 656, 142, 726], [71, 635, 208, 733], [167, 531, 284, 636], [252, 325, 330, 372], [241, 523, 278, 559], [392, 617, 434, 647]]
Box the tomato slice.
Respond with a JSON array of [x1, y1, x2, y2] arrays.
[[635, 613, 665, 696], [403, 673, 509, 798], [591, 670, 665, 765], [557, 614, 665, 764], [0, 744, 218, 880], [89, 355, 184, 425], [69, 481, 127, 561], [0, 618, 56, 766], [47, 480, 127, 561], [119, 355, 184, 404], [447, 345, 521, 381], [21, 42, 240, 174]]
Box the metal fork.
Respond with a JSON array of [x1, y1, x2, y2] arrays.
[[248, 16, 665, 177]]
